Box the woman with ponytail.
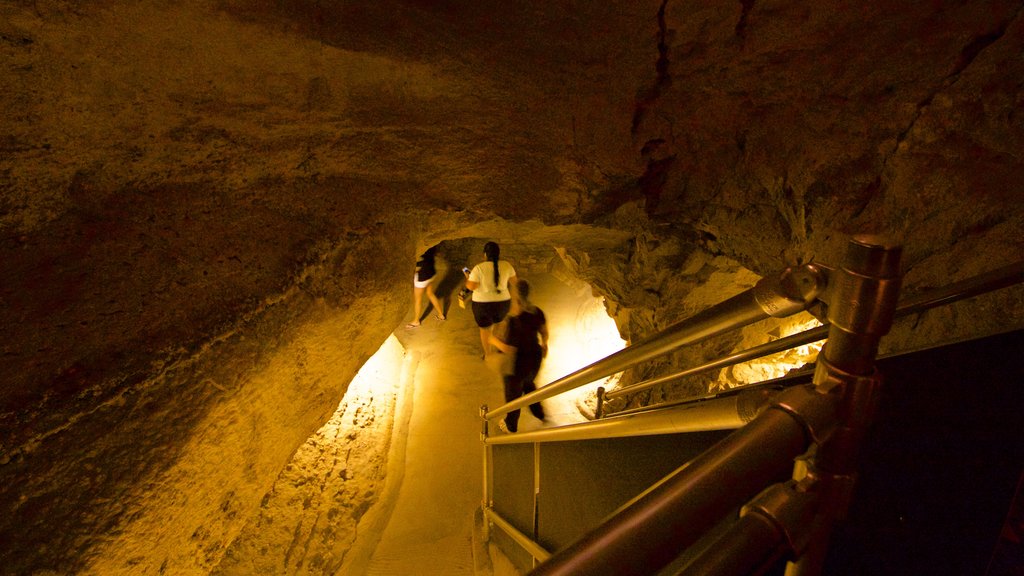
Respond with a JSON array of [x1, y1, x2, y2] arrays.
[[463, 241, 517, 356]]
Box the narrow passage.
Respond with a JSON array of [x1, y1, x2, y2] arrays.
[[341, 273, 623, 575]]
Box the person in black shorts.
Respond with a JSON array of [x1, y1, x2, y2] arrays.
[[463, 241, 517, 356]]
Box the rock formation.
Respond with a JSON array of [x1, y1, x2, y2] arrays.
[[1, 1, 1022, 573]]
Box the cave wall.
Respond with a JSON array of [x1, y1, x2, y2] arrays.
[[2, 0, 1023, 573]]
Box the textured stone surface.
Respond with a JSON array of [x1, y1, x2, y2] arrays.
[[1, 1, 1022, 573]]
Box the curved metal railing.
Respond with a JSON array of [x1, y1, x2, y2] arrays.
[[597, 259, 1024, 418], [479, 237, 1023, 576]]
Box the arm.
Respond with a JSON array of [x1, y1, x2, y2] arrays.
[[488, 333, 517, 355], [538, 322, 549, 357], [464, 266, 479, 291]]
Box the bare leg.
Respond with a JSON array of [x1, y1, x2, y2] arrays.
[[479, 327, 491, 356], [426, 283, 444, 319], [411, 286, 425, 326]]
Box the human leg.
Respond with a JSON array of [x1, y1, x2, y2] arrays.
[[473, 300, 511, 355], [503, 375, 525, 432], [472, 301, 495, 356], [521, 362, 546, 422], [480, 328, 491, 356], [410, 285, 425, 326], [426, 283, 444, 319]]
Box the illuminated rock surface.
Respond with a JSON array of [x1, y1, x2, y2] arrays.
[[1, 1, 1022, 573]]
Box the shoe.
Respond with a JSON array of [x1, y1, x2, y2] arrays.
[[435, 313, 445, 321], [405, 323, 419, 329], [498, 420, 512, 434]]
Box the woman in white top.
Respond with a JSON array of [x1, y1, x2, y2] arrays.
[[463, 241, 517, 356]]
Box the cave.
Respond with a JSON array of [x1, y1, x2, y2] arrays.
[[1, 2, 1023, 575]]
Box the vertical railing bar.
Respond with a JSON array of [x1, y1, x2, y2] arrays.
[[533, 442, 541, 569], [785, 235, 903, 576], [480, 404, 491, 543]]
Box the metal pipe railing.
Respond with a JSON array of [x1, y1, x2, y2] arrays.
[[603, 326, 828, 402], [607, 370, 812, 419], [785, 237, 902, 576], [675, 479, 818, 576], [484, 389, 776, 446], [485, 262, 831, 422], [527, 235, 901, 576], [894, 260, 1023, 317], [484, 243, 1018, 574], [483, 507, 552, 563], [672, 237, 902, 576], [528, 384, 840, 576], [599, 259, 1023, 416]]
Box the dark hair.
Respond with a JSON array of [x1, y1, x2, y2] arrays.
[[515, 279, 537, 313], [417, 246, 437, 281], [483, 241, 501, 292], [516, 279, 530, 300]]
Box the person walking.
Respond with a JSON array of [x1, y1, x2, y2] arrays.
[[489, 279, 547, 433], [464, 241, 517, 355], [407, 246, 444, 328]]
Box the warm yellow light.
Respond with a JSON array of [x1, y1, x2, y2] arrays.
[[344, 334, 406, 399], [717, 313, 824, 388], [537, 288, 626, 423], [314, 335, 406, 442]]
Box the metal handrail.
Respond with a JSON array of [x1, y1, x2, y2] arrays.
[[482, 507, 551, 563], [484, 262, 832, 422], [608, 369, 813, 419], [598, 259, 1023, 413], [481, 243, 1023, 575], [529, 384, 842, 576], [603, 326, 828, 402], [526, 235, 904, 576], [483, 388, 776, 445], [895, 260, 1023, 317]]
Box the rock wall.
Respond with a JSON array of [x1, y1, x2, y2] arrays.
[[1, 0, 1022, 573]]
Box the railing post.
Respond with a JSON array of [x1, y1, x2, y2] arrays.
[[786, 235, 902, 576], [481, 404, 491, 543]]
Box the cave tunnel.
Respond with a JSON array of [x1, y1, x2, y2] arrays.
[[2, 1, 1023, 575]]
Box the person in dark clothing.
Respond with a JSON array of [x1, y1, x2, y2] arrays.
[[489, 279, 547, 433], [408, 246, 444, 328]]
